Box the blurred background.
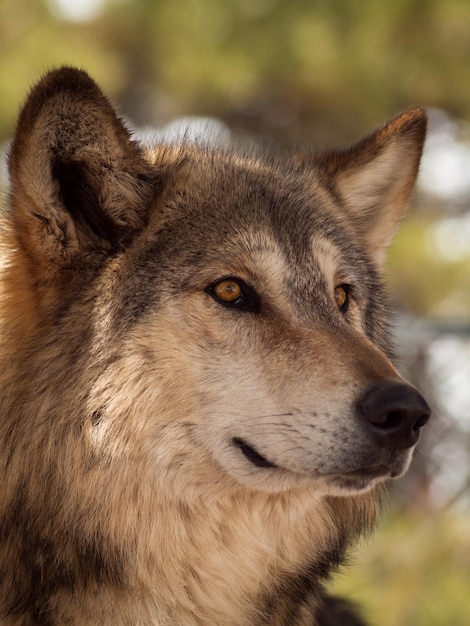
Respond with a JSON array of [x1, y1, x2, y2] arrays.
[[1, 0, 469, 623]]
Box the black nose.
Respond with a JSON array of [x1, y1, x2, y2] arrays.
[[357, 381, 431, 450]]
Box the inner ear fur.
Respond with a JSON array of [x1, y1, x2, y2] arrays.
[[319, 107, 427, 266], [8, 66, 160, 266]]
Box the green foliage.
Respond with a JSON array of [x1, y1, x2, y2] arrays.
[[331, 508, 470, 626], [1, 0, 470, 142]]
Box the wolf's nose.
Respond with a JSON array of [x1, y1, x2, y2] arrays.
[[358, 381, 431, 450]]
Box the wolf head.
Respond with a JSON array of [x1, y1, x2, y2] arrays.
[[5, 67, 429, 499]]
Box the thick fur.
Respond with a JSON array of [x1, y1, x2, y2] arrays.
[[0, 68, 428, 625]]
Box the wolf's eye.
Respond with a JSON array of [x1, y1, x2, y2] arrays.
[[334, 284, 349, 311], [207, 277, 260, 313], [213, 279, 243, 303]]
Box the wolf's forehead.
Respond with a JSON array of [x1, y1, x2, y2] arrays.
[[170, 159, 336, 247], [152, 156, 361, 290]]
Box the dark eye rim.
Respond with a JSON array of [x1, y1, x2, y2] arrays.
[[334, 283, 351, 313], [205, 276, 261, 313]]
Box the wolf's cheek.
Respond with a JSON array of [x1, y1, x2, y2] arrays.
[[177, 323, 429, 495]]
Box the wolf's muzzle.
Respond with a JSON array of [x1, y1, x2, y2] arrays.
[[357, 381, 430, 451]]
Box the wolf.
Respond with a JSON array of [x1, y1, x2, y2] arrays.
[[0, 67, 430, 625]]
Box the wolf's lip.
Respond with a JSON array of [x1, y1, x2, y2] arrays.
[[341, 465, 389, 478], [232, 438, 277, 469]]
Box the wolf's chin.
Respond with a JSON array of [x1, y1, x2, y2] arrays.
[[321, 469, 390, 495]]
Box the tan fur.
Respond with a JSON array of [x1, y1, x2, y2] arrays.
[[0, 68, 428, 625]]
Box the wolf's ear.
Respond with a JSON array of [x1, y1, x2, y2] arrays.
[[8, 67, 159, 266], [320, 108, 427, 266]]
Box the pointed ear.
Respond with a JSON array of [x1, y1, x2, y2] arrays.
[[8, 67, 159, 267], [319, 108, 427, 266]]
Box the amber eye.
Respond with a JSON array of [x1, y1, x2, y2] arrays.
[[334, 284, 349, 311], [213, 279, 243, 303], [207, 277, 260, 313]]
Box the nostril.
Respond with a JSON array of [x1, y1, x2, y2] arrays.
[[415, 412, 430, 429], [358, 381, 431, 450], [382, 410, 402, 431]]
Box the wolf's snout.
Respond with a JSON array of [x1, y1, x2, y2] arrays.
[[358, 381, 430, 450]]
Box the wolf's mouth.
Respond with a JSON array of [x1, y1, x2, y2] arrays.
[[231, 437, 408, 491], [232, 438, 277, 469]]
